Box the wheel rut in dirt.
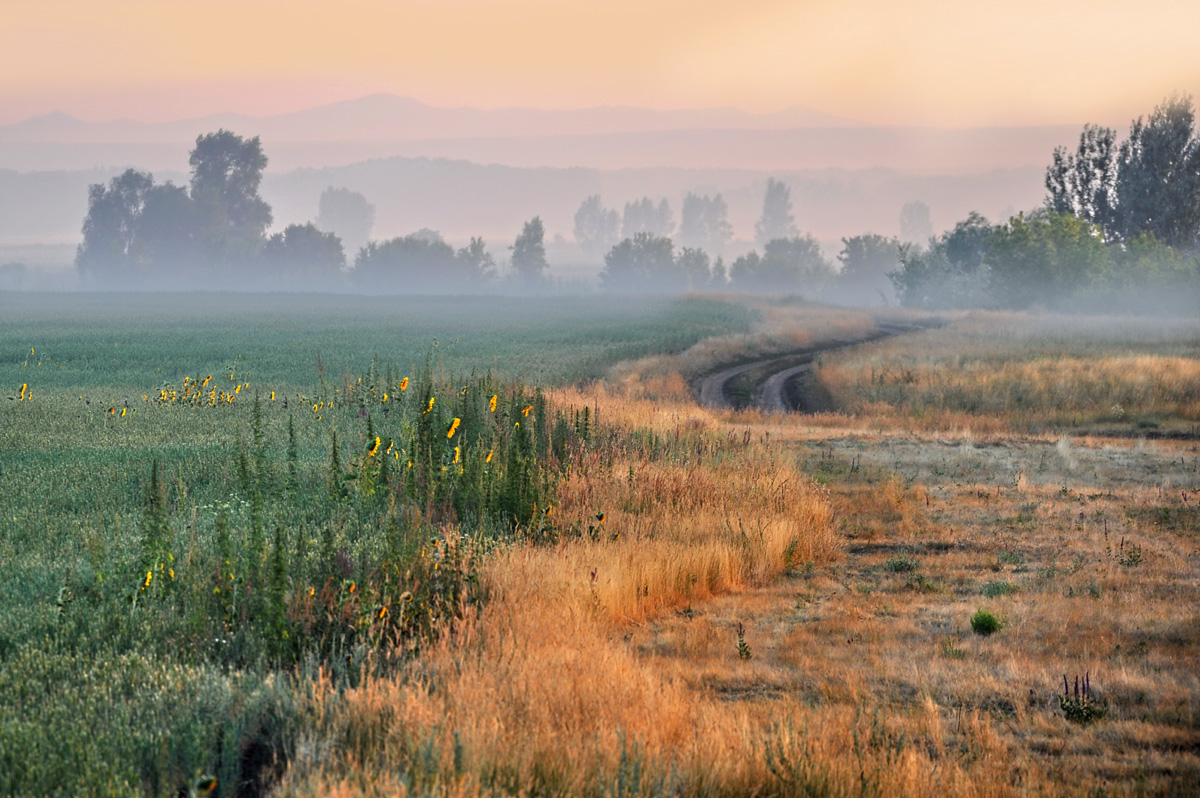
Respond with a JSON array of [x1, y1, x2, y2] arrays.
[[695, 323, 928, 414]]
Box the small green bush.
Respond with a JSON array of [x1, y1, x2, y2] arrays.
[[885, 556, 919, 573], [982, 580, 1019, 597], [970, 608, 1004, 636]]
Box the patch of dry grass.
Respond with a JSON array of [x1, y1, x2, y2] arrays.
[[273, 311, 1200, 798], [812, 311, 1200, 433]]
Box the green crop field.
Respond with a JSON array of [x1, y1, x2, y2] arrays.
[[0, 291, 754, 798]]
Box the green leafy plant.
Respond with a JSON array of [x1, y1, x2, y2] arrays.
[[970, 608, 1004, 636], [1060, 672, 1108, 725], [885, 555, 919, 573], [737, 621, 753, 660]]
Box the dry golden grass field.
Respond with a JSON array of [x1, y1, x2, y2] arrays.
[[273, 307, 1200, 797]]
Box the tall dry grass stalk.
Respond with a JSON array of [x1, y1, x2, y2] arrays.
[[275, 389, 862, 797]]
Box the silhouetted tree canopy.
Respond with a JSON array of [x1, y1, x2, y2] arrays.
[[754, 178, 798, 247], [317, 187, 375, 256], [1046, 94, 1200, 249], [621, 197, 674, 239], [262, 223, 345, 284], [189, 130, 272, 265], [836, 233, 901, 304], [573, 195, 620, 259], [898, 200, 933, 244], [76, 168, 154, 281], [679, 192, 733, 255], [600, 233, 683, 292], [353, 233, 495, 293], [511, 217, 549, 284], [732, 235, 832, 293]]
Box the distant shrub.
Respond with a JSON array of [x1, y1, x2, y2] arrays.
[[982, 580, 1019, 597], [885, 555, 919, 573], [970, 608, 1004, 636]]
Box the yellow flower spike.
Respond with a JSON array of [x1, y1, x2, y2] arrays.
[[424, 397, 435, 413], [348, 581, 356, 593], [486, 449, 494, 463], [489, 394, 497, 412], [378, 606, 387, 619], [308, 587, 315, 597], [394, 450, 400, 460], [169, 568, 175, 580], [368, 436, 381, 457], [400, 377, 409, 391], [30, 348, 34, 356], [382, 392, 388, 403], [234, 385, 241, 395], [522, 405, 533, 417], [313, 403, 319, 413], [144, 570, 152, 588], [407, 460, 413, 469], [120, 407, 126, 417], [447, 418, 461, 438], [19, 383, 26, 401], [460, 386, 468, 396], [270, 391, 275, 401], [202, 376, 211, 387], [453, 446, 460, 464]]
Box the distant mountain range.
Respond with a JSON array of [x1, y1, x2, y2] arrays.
[[0, 93, 1083, 174]]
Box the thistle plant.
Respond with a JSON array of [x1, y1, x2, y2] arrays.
[[737, 621, 753, 660]]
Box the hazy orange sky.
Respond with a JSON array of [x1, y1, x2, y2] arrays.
[[3, 0, 1199, 127]]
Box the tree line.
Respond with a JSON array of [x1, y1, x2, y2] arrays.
[[78, 134, 887, 297], [75, 130, 551, 292], [892, 95, 1200, 313]]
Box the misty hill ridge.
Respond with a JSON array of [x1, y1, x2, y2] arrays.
[[0, 94, 866, 144]]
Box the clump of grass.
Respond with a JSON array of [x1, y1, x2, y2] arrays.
[[884, 555, 919, 573], [970, 608, 1004, 636], [981, 580, 1019, 597]]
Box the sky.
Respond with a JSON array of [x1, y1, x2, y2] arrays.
[[3, 0, 1199, 127]]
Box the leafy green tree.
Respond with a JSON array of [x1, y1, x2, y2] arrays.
[[573, 195, 620, 259], [261, 223, 346, 284], [511, 217, 549, 284], [600, 233, 682, 291], [988, 211, 1109, 308], [679, 192, 734, 255], [891, 212, 993, 309], [317, 187, 375, 256], [188, 129, 272, 264], [754, 178, 798, 247], [731, 235, 832, 293], [1114, 93, 1200, 248], [1045, 124, 1119, 237]]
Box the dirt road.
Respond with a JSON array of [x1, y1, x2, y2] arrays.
[[696, 323, 924, 413]]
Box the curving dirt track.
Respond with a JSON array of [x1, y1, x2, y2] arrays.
[[696, 323, 926, 413]]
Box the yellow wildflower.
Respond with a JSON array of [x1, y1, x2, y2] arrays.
[[368, 436, 381, 457], [453, 446, 460, 464], [400, 377, 409, 391], [489, 394, 497, 412], [486, 449, 494, 463], [382, 392, 388, 403], [424, 397, 435, 413], [120, 407, 126, 417], [522, 404, 533, 417], [19, 383, 27, 401], [447, 418, 461, 438], [270, 391, 275, 401]]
